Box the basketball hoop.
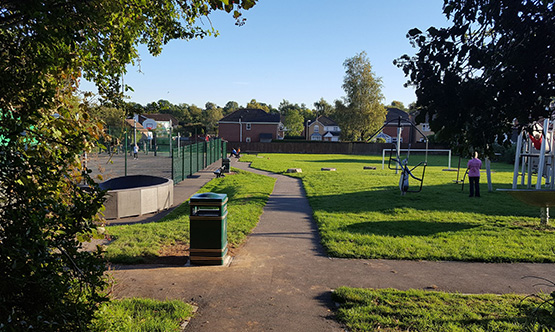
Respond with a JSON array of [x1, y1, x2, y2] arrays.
[[143, 119, 157, 130]]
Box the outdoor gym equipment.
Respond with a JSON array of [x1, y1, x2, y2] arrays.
[[394, 153, 427, 195], [460, 168, 469, 192], [497, 118, 555, 225], [452, 156, 465, 184], [368, 116, 428, 195]]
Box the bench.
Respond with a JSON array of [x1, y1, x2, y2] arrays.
[[214, 166, 226, 178]]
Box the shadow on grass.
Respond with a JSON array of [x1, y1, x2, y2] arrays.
[[300, 158, 383, 164], [343, 220, 479, 237], [308, 181, 539, 218], [198, 182, 241, 200]]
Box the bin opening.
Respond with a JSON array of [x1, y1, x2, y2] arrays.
[[193, 208, 221, 217]]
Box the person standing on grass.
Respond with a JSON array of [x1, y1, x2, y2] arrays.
[[467, 151, 482, 197], [133, 144, 139, 160]]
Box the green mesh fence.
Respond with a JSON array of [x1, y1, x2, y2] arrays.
[[172, 138, 227, 184]]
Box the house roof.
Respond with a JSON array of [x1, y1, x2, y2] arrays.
[[219, 108, 280, 123], [315, 115, 338, 126], [385, 108, 412, 125], [139, 113, 179, 125], [124, 119, 148, 133]]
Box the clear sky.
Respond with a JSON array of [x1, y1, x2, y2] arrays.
[[81, 0, 451, 110]]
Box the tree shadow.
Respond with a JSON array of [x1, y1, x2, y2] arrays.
[[301, 158, 383, 164], [314, 291, 343, 326], [342, 220, 479, 237], [307, 181, 539, 218]]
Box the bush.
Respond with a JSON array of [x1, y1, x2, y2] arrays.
[[493, 143, 517, 164]]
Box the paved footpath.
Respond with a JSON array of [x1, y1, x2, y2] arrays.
[[109, 158, 555, 332]]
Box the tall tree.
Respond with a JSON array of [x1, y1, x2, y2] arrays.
[[278, 99, 297, 114], [390, 100, 407, 112], [246, 99, 271, 113], [223, 101, 240, 115], [282, 110, 305, 136], [202, 104, 224, 134], [0, 0, 257, 330], [88, 105, 127, 128], [395, 0, 554, 155], [336, 51, 386, 141], [205, 101, 219, 110], [126, 102, 145, 116], [314, 98, 335, 118]]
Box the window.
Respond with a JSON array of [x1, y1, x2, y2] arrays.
[[246, 123, 251, 130], [246, 137, 251, 143], [422, 123, 430, 132], [311, 133, 322, 141], [314, 125, 319, 133]]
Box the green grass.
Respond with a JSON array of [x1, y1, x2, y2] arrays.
[[90, 298, 195, 332], [104, 168, 276, 263], [240, 153, 555, 262], [332, 287, 555, 331]]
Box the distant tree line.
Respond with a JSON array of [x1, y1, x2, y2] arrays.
[[88, 52, 413, 141], [89, 96, 409, 141]]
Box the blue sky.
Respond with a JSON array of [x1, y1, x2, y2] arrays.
[[82, 1, 450, 109]]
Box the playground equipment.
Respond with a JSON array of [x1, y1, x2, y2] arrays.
[[451, 156, 466, 184], [497, 118, 555, 224], [449, 155, 471, 192], [381, 148, 452, 170], [369, 117, 428, 195]]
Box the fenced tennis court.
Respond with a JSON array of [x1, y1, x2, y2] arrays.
[[86, 138, 227, 184]]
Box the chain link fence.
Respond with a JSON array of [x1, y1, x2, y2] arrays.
[[87, 126, 226, 184], [172, 139, 227, 184]]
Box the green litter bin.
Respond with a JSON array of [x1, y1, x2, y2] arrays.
[[222, 158, 230, 173], [189, 192, 228, 265]]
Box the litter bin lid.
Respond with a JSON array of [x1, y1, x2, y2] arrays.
[[190, 192, 228, 203]]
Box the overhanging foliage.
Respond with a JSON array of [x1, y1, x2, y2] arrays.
[[395, 0, 554, 156], [0, 0, 257, 330]]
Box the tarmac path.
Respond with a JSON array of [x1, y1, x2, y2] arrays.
[[108, 158, 555, 331]]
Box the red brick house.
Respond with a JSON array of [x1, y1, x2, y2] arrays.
[[218, 108, 282, 143], [379, 108, 415, 143]]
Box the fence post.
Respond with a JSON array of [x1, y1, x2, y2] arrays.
[[208, 139, 211, 165], [124, 127, 128, 176], [189, 143, 193, 177], [196, 141, 199, 172]]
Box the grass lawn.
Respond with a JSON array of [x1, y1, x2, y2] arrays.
[[240, 153, 555, 262], [103, 168, 276, 263], [90, 298, 195, 331], [332, 287, 555, 331]]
